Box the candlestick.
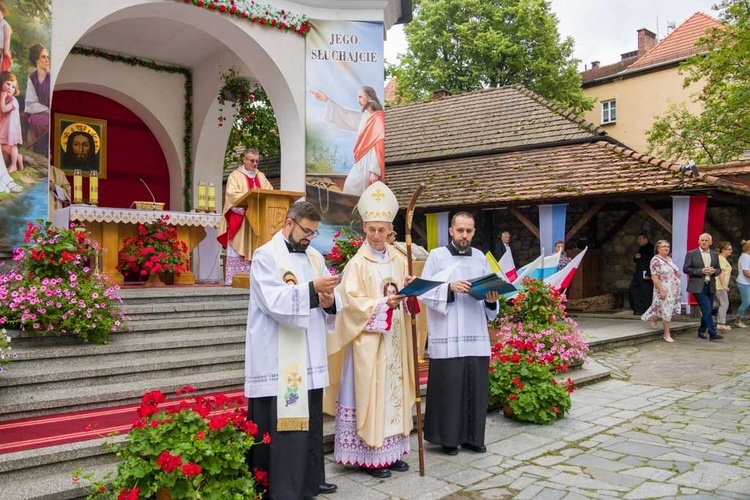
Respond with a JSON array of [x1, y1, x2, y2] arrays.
[[73, 170, 83, 204], [89, 170, 99, 206], [197, 180, 207, 212], [207, 182, 216, 213]]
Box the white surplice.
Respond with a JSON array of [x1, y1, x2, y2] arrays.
[[244, 232, 338, 398], [420, 245, 499, 359]]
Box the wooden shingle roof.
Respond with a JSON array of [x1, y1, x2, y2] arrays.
[[386, 141, 750, 210], [385, 86, 605, 164]]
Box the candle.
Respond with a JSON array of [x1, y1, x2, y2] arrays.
[[207, 182, 216, 213], [89, 170, 99, 206], [197, 180, 207, 212], [73, 169, 83, 204]]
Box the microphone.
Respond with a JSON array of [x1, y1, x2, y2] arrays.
[[138, 177, 157, 207]]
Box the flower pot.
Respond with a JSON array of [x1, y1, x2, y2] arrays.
[[144, 273, 166, 287], [159, 272, 175, 286], [503, 404, 514, 419], [156, 488, 171, 500]]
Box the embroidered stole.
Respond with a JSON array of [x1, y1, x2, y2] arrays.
[[270, 232, 323, 431]]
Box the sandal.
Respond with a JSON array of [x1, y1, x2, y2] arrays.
[[8, 182, 22, 193]]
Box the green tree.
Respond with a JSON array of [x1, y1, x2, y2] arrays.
[[387, 0, 592, 113], [223, 86, 280, 169], [647, 1, 749, 164]]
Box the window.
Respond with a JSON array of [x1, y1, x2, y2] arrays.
[[601, 99, 616, 124]]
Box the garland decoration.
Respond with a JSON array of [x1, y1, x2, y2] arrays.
[[179, 0, 312, 36], [69, 46, 195, 210]]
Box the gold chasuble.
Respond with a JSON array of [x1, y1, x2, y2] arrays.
[[326, 243, 416, 449]]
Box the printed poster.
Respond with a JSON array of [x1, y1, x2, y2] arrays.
[[0, 0, 51, 253], [305, 20, 384, 254]]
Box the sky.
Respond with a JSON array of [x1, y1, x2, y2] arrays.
[[384, 0, 717, 71]]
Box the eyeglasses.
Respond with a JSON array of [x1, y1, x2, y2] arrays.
[[291, 218, 319, 238], [243, 157, 259, 164]]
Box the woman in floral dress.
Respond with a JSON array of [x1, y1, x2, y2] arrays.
[[641, 240, 682, 342]]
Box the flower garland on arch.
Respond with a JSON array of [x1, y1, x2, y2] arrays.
[[69, 46, 195, 211], [179, 0, 312, 36]]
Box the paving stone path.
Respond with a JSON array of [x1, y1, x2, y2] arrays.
[[320, 329, 750, 499]]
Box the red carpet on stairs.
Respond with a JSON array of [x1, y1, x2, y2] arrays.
[[0, 368, 430, 454]]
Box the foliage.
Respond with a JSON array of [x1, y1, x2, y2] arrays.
[[0, 222, 125, 344], [219, 69, 281, 168], [324, 227, 364, 274], [117, 216, 188, 277], [647, 1, 750, 164], [388, 0, 593, 113], [489, 339, 574, 424], [0, 328, 17, 373], [76, 387, 268, 499], [493, 278, 589, 364]]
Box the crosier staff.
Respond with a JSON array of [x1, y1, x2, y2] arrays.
[[405, 182, 426, 476]]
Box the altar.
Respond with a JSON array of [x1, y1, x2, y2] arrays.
[[53, 206, 222, 286]]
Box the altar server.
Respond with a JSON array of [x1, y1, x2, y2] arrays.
[[420, 211, 499, 455]]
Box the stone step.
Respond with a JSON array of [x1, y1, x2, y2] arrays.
[[125, 314, 247, 333], [0, 369, 244, 421], [0, 345, 243, 388], [585, 322, 697, 352], [10, 329, 246, 361], [116, 286, 248, 305], [121, 299, 248, 320]]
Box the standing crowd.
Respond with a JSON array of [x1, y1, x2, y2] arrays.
[[639, 233, 750, 342]]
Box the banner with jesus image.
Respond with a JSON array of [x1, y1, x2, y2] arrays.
[[305, 20, 384, 255]]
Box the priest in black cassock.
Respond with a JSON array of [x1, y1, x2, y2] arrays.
[[244, 201, 341, 499], [628, 231, 655, 315], [419, 212, 499, 455]]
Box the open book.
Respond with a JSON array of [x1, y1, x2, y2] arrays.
[[466, 273, 517, 300], [397, 278, 444, 297]]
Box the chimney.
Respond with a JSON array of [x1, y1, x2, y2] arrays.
[[590, 61, 600, 70], [433, 88, 452, 100], [637, 28, 657, 54]]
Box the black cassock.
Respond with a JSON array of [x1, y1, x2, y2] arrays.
[[247, 389, 325, 500], [629, 242, 655, 315], [423, 356, 489, 448]]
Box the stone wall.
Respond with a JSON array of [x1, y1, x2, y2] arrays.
[[483, 201, 746, 308]]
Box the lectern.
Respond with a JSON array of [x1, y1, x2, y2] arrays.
[[231, 189, 304, 287]]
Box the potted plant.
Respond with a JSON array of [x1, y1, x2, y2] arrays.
[[217, 67, 257, 128], [324, 226, 364, 274], [493, 278, 589, 367], [76, 386, 269, 499], [489, 338, 575, 424], [0, 221, 125, 344], [117, 216, 188, 286]]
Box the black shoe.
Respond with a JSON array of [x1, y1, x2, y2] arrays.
[[319, 482, 338, 494], [361, 467, 391, 478], [388, 459, 409, 472], [709, 334, 724, 341], [697, 332, 708, 339], [462, 443, 487, 453], [441, 445, 458, 455]]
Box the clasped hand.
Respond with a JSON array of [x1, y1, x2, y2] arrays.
[[701, 267, 715, 276], [313, 274, 339, 294]]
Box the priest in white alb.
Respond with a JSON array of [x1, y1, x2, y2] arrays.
[[325, 181, 416, 479], [245, 201, 340, 499], [419, 211, 499, 455]]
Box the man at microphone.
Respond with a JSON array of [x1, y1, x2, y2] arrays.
[[217, 148, 273, 285]]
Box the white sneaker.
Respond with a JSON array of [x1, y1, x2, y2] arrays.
[[735, 320, 747, 329]]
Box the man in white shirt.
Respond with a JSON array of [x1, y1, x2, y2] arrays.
[[683, 233, 723, 341]]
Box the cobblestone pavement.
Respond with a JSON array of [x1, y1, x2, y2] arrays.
[[320, 328, 750, 499]]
